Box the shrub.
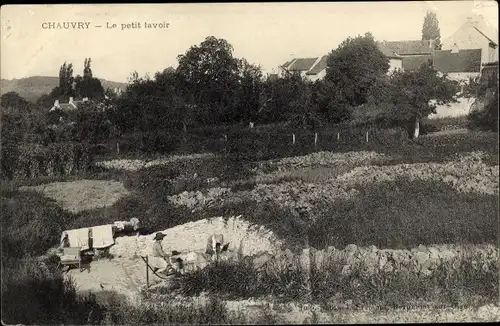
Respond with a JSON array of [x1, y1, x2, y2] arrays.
[[180, 259, 261, 298], [102, 291, 248, 325], [1, 257, 102, 325], [176, 247, 498, 308], [1, 189, 71, 258], [3, 142, 96, 180], [307, 178, 498, 249]]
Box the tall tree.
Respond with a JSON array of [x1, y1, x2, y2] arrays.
[[176, 36, 240, 124], [422, 11, 442, 50], [76, 58, 104, 100], [56, 62, 74, 100], [325, 32, 390, 108]]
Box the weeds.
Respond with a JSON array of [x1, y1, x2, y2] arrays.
[[307, 178, 498, 249], [175, 248, 498, 310]]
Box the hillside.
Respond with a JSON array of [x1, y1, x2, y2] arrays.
[[0, 76, 128, 103]]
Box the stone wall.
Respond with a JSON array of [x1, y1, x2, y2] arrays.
[[260, 243, 498, 277]]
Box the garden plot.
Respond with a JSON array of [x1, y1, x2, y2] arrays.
[[257, 150, 389, 172], [95, 153, 215, 171], [167, 151, 499, 215], [334, 151, 499, 195], [19, 180, 130, 213], [253, 150, 392, 184]]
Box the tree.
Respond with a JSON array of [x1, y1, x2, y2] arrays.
[[176, 36, 241, 124], [312, 80, 351, 124], [325, 32, 390, 108], [71, 101, 113, 144], [78, 58, 104, 100], [422, 11, 442, 50], [58, 62, 74, 100], [0, 92, 31, 113], [230, 59, 263, 123], [387, 64, 459, 138]]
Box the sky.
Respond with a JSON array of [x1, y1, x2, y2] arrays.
[[1, 1, 498, 83]]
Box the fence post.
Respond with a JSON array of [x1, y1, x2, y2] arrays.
[[146, 255, 149, 289], [337, 132, 340, 141], [366, 131, 369, 143], [292, 133, 296, 145], [314, 132, 318, 149]]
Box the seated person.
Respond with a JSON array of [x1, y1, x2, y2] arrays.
[[149, 232, 176, 276]]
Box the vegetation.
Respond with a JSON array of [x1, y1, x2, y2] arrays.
[[422, 11, 442, 49], [468, 64, 499, 132], [177, 250, 498, 309]]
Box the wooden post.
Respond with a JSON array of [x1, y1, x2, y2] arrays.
[[292, 133, 296, 145], [366, 131, 369, 143], [314, 132, 318, 148], [116, 142, 120, 154], [337, 132, 340, 141], [146, 255, 149, 289]]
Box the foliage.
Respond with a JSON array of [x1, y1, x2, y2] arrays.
[[176, 36, 242, 124], [1, 188, 71, 258], [307, 178, 497, 249], [177, 248, 498, 308], [2, 141, 95, 180], [1, 257, 104, 325], [385, 64, 459, 137], [468, 65, 499, 132], [1, 91, 32, 112], [325, 32, 390, 107], [70, 100, 114, 144], [422, 11, 442, 49]]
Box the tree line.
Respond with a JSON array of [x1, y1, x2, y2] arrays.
[[1, 11, 497, 165]]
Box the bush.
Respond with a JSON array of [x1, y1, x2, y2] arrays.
[[307, 178, 498, 249], [1, 189, 71, 258], [100, 291, 248, 325], [176, 247, 498, 308], [2, 141, 96, 180], [1, 257, 103, 325], [180, 259, 261, 298]]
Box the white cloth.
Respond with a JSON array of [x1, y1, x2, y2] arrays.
[[60, 228, 90, 250], [91, 224, 114, 249], [114, 221, 126, 231]]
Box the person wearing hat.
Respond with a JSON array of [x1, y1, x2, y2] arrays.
[[150, 232, 175, 276]]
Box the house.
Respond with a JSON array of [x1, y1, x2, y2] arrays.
[[376, 40, 433, 72], [305, 55, 328, 81], [49, 97, 88, 112], [279, 56, 328, 81], [433, 48, 482, 82], [441, 15, 498, 66], [374, 43, 405, 74]]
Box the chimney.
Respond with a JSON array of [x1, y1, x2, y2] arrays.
[[69, 97, 74, 103], [451, 43, 460, 53]]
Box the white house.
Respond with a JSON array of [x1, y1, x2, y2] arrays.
[[279, 56, 328, 81], [441, 15, 498, 66], [49, 97, 88, 112]]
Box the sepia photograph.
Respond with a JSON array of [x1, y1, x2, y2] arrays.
[[1, 1, 499, 324]]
